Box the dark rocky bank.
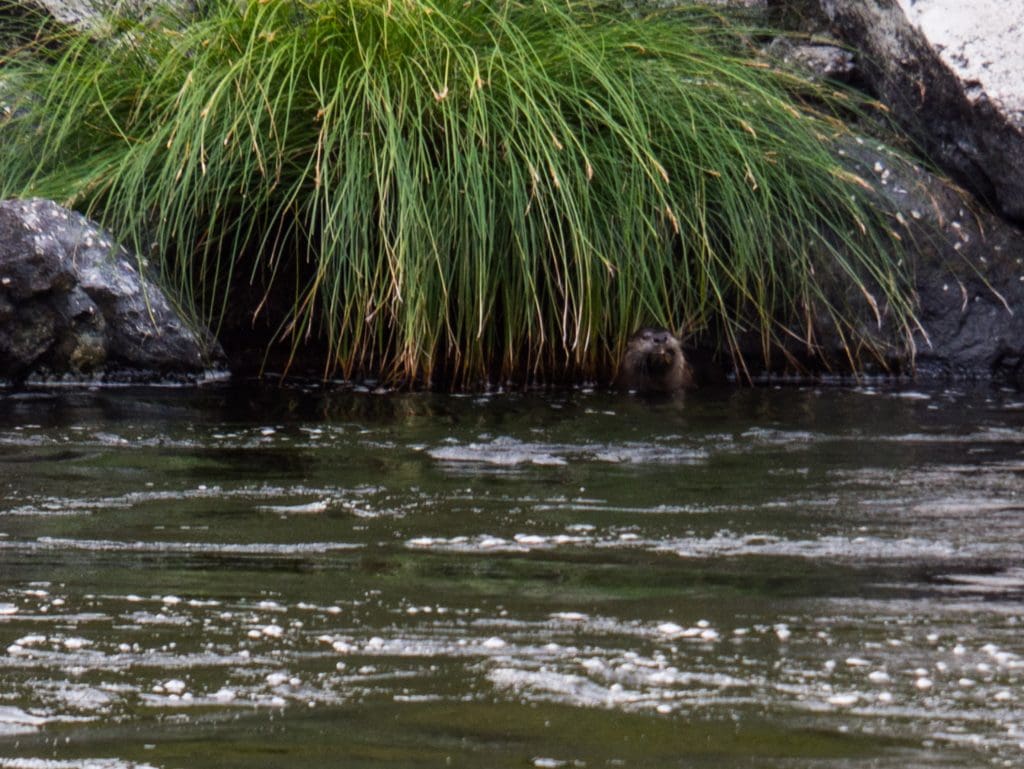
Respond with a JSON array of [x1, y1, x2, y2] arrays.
[[2, 0, 1023, 386]]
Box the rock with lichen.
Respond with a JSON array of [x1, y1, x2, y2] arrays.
[[0, 198, 222, 384], [820, 0, 1024, 223]]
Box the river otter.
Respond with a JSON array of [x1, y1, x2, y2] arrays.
[[616, 327, 694, 394]]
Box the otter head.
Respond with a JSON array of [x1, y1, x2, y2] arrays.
[[617, 327, 694, 393], [631, 328, 680, 373]]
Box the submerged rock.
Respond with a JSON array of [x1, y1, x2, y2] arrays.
[[820, 0, 1024, 223], [0, 198, 222, 384]]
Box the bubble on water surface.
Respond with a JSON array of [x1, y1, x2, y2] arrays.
[[257, 500, 330, 515], [12, 634, 47, 648], [826, 693, 860, 707], [161, 679, 186, 695], [893, 391, 932, 400], [212, 687, 237, 702]]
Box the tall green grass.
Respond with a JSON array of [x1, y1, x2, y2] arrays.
[[0, 0, 915, 384]]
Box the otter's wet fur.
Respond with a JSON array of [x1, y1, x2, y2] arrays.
[[616, 327, 695, 394]]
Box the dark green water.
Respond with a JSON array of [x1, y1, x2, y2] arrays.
[[1, 384, 1022, 768]]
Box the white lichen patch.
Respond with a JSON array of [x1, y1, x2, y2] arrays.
[[898, 0, 1024, 120]]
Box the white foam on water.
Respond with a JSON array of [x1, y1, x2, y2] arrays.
[[826, 693, 860, 707], [257, 500, 330, 515], [122, 611, 191, 627], [937, 569, 1024, 594], [1, 483, 379, 519], [10, 538, 361, 555], [1, 579, 1021, 761], [4, 390, 1024, 765], [407, 526, 1022, 563], [429, 438, 565, 467], [0, 706, 49, 729], [0, 760, 160, 769], [428, 436, 706, 469], [489, 667, 650, 710], [162, 679, 186, 695], [11, 634, 47, 648], [660, 532, 994, 561], [892, 391, 932, 400], [212, 687, 237, 702], [739, 428, 819, 448]]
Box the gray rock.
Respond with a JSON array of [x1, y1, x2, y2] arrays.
[[831, 138, 1024, 383], [820, 0, 1024, 223], [725, 137, 1024, 384], [0, 198, 222, 383], [8, 0, 192, 31], [767, 37, 857, 81], [767, 0, 832, 33], [857, 143, 1024, 383], [695, 0, 766, 8]]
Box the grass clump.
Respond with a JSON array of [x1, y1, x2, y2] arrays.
[[0, 0, 916, 385]]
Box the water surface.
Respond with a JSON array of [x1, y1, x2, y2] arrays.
[[1, 384, 1022, 768]]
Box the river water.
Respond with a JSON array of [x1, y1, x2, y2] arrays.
[[0, 384, 1022, 768]]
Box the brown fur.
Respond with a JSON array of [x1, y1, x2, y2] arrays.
[[616, 327, 695, 393]]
